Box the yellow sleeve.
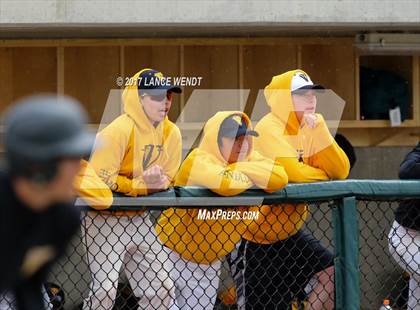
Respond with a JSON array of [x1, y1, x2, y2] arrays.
[[309, 142, 350, 180], [254, 126, 329, 183], [233, 151, 288, 193], [307, 118, 350, 180], [114, 175, 149, 197], [175, 151, 254, 196], [74, 160, 113, 210]]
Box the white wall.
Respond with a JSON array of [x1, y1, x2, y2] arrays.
[[0, 0, 419, 25]]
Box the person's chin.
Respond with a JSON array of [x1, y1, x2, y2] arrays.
[[152, 115, 165, 123], [158, 112, 167, 120]]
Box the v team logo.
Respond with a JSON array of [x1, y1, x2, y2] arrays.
[[142, 144, 163, 170], [299, 73, 309, 82]]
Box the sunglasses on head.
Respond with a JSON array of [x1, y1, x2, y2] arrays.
[[141, 91, 173, 102]]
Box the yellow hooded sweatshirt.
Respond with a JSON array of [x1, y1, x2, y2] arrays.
[[88, 69, 182, 214], [156, 111, 288, 264], [74, 159, 113, 210], [246, 69, 350, 244]]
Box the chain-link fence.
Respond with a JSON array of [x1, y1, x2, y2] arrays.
[[358, 199, 419, 310], [47, 203, 336, 310], [2, 181, 420, 310]]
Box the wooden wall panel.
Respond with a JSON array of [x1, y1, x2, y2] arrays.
[[64, 46, 120, 123], [183, 45, 239, 122], [0, 48, 13, 114], [301, 44, 355, 120], [0, 47, 57, 114], [124, 46, 181, 122], [243, 44, 297, 120], [0, 38, 417, 148]]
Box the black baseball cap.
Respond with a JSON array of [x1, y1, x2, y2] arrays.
[[219, 115, 259, 138], [138, 69, 182, 96]]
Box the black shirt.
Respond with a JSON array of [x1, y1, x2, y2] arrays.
[[0, 171, 80, 310], [395, 142, 420, 231]]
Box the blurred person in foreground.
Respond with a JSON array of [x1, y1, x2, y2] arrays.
[[0, 95, 94, 310]]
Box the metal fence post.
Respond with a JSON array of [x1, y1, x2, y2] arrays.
[[333, 196, 360, 310]]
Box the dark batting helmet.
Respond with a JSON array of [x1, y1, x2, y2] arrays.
[[2, 94, 94, 182]]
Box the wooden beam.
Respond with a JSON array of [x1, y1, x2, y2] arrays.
[[413, 55, 419, 125], [339, 119, 418, 128], [179, 44, 185, 122], [297, 44, 302, 68], [119, 45, 125, 114], [238, 44, 245, 111], [355, 55, 360, 121], [338, 128, 420, 147], [0, 37, 354, 47], [57, 47, 64, 95]]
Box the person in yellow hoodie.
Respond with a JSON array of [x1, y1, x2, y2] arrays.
[[156, 111, 288, 310], [231, 70, 350, 310], [81, 69, 182, 310]]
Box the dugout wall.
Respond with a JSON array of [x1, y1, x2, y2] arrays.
[[0, 37, 419, 150]]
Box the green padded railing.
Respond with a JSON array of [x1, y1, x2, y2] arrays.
[[76, 179, 420, 210]]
